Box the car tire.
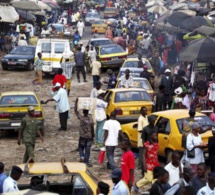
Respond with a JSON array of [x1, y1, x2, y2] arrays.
[[26, 62, 33, 71], [2, 66, 8, 70], [166, 149, 173, 163]]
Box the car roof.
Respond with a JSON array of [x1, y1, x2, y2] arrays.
[[108, 88, 146, 92], [1, 91, 36, 96], [151, 109, 205, 119], [118, 77, 148, 81], [125, 58, 149, 62], [17, 162, 87, 174]]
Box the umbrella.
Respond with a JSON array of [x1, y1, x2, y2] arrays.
[[0, 5, 19, 23], [45, 2, 60, 9], [11, 0, 41, 10], [148, 5, 168, 14], [167, 12, 191, 27], [179, 37, 215, 62], [169, 3, 187, 10], [188, 2, 200, 10], [156, 22, 181, 32], [146, 0, 164, 7], [193, 26, 215, 36], [16, 9, 36, 20], [180, 16, 208, 31], [183, 32, 205, 40], [155, 11, 172, 23], [178, 10, 196, 16], [30, 10, 46, 16]]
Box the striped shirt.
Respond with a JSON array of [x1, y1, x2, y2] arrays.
[[34, 58, 44, 71], [61, 61, 75, 79]]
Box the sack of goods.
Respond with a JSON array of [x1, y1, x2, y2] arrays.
[[62, 51, 74, 59], [78, 97, 97, 111]]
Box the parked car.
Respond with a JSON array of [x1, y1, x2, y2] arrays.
[[85, 11, 100, 26], [87, 38, 112, 47], [1, 46, 36, 70], [121, 110, 214, 161], [0, 91, 45, 135], [97, 44, 127, 68], [104, 88, 153, 123], [91, 20, 107, 34], [104, 7, 119, 18]]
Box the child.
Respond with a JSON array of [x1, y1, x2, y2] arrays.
[[134, 131, 160, 193], [120, 139, 135, 191]]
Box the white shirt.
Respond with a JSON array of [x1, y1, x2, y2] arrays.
[[123, 17, 127, 25], [197, 183, 215, 195], [141, 39, 150, 50], [95, 99, 107, 121], [185, 133, 205, 164], [18, 40, 28, 46], [53, 88, 70, 113], [104, 119, 121, 146], [90, 88, 99, 98], [120, 75, 133, 88], [112, 180, 129, 195], [77, 21, 85, 29], [165, 162, 184, 186], [88, 49, 97, 62], [3, 176, 19, 193]]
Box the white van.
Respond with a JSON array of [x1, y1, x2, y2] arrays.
[[35, 38, 73, 74]]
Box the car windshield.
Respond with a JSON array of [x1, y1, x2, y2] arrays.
[[0, 95, 38, 106], [91, 40, 111, 47], [93, 21, 105, 24], [115, 91, 151, 102], [52, 24, 64, 32], [176, 116, 215, 133], [119, 70, 141, 78], [86, 13, 100, 18], [124, 60, 152, 70], [10, 46, 35, 55], [100, 45, 124, 55]]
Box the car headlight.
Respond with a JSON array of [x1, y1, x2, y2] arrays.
[[18, 59, 28, 62]]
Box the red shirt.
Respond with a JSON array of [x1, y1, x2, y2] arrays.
[[144, 141, 160, 171], [52, 74, 67, 88], [121, 150, 135, 184], [176, 40, 182, 54]]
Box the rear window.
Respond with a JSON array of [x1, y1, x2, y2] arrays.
[[124, 60, 151, 70], [55, 43, 65, 53], [176, 116, 215, 133], [100, 45, 124, 55], [0, 95, 38, 106], [133, 80, 151, 90], [86, 13, 100, 18], [114, 91, 151, 102], [41, 42, 51, 53], [91, 40, 111, 47]]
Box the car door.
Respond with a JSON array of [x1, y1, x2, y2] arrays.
[[104, 91, 113, 117], [129, 123, 138, 148], [155, 117, 170, 156]]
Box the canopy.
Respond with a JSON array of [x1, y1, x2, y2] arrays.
[[16, 9, 36, 20], [0, 5, 19, 23], [11, 0, 41, 10]]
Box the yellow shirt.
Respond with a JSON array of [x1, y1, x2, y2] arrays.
[[136, 35, 143, 42], [137, 115, 148, 147], [91, 61, 101, 76]]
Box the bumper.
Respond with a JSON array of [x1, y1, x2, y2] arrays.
[[0, 119, 44, 130], [116, 116, 139, 124], [42, 65, 59, 74], [101, 59, 124, 68], [2, 62, 28, 68]]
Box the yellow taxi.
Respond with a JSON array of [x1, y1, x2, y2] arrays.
[[121, 57, 155, 76], [91, 20, 107, 34], [121, 110, 213, 160], [115, 77, 154, 100], [104, 88, 153, 123], [16, 160, 101, 194], [97, 44, 127, 68], [0, 91, 45, 135]]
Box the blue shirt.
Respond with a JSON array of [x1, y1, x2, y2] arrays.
[[108, 74, 116, 89], [0, 172, 7, 193]]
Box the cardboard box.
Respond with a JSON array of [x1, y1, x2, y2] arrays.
[[78, 97, 97, 111]]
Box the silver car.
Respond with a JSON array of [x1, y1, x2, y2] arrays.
[[85, 12, 100, 26]]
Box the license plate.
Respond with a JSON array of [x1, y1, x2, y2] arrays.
[[8, 62, 16, 65], [11, 123, 21, 127], [112, 57, 118, 60], [130, 110, 140, 114]]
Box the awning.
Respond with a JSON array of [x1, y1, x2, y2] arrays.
[[0, 5, 19, 23]]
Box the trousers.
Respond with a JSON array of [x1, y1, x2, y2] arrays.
[[78, 137, 93, 164], [106, 146, 116, 170], [23, 143, 35, 163], [76, 66, 86, 80], [33, 70, 42, 84], [59, 110, 68, 130], [136, 170, 153, 188], [96, 120, 105, 144], [93, 75, 100, 88]]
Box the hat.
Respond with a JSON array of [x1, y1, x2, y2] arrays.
[[208, 172, 215, 178], [143, 65, 148, 69], [97, 89, 106, 96], [165, 69, 171, 73], [174, 87, 183, 95], [53, 82, 61, 88], [110, 168, 122, 179], [98, 181, 110, 194], [183, 167, 195, 176], [28, 106, 34, 111], [107, 69, 113, 75], [62, 51, 74, 59]]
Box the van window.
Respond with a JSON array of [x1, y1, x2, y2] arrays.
[[55, 43, 65, 53], [41, 43, 51, 53]]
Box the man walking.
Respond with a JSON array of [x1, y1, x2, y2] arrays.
[[33, 52, 44, 85], [74, 98, 94, 167], [103, 111, 124, 170], [17, 106, 44, 163], [91, 58, 101, 88], [60, 51, 75, 96], [45, 82, 70, 131], [75, 47, 87, 83]]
